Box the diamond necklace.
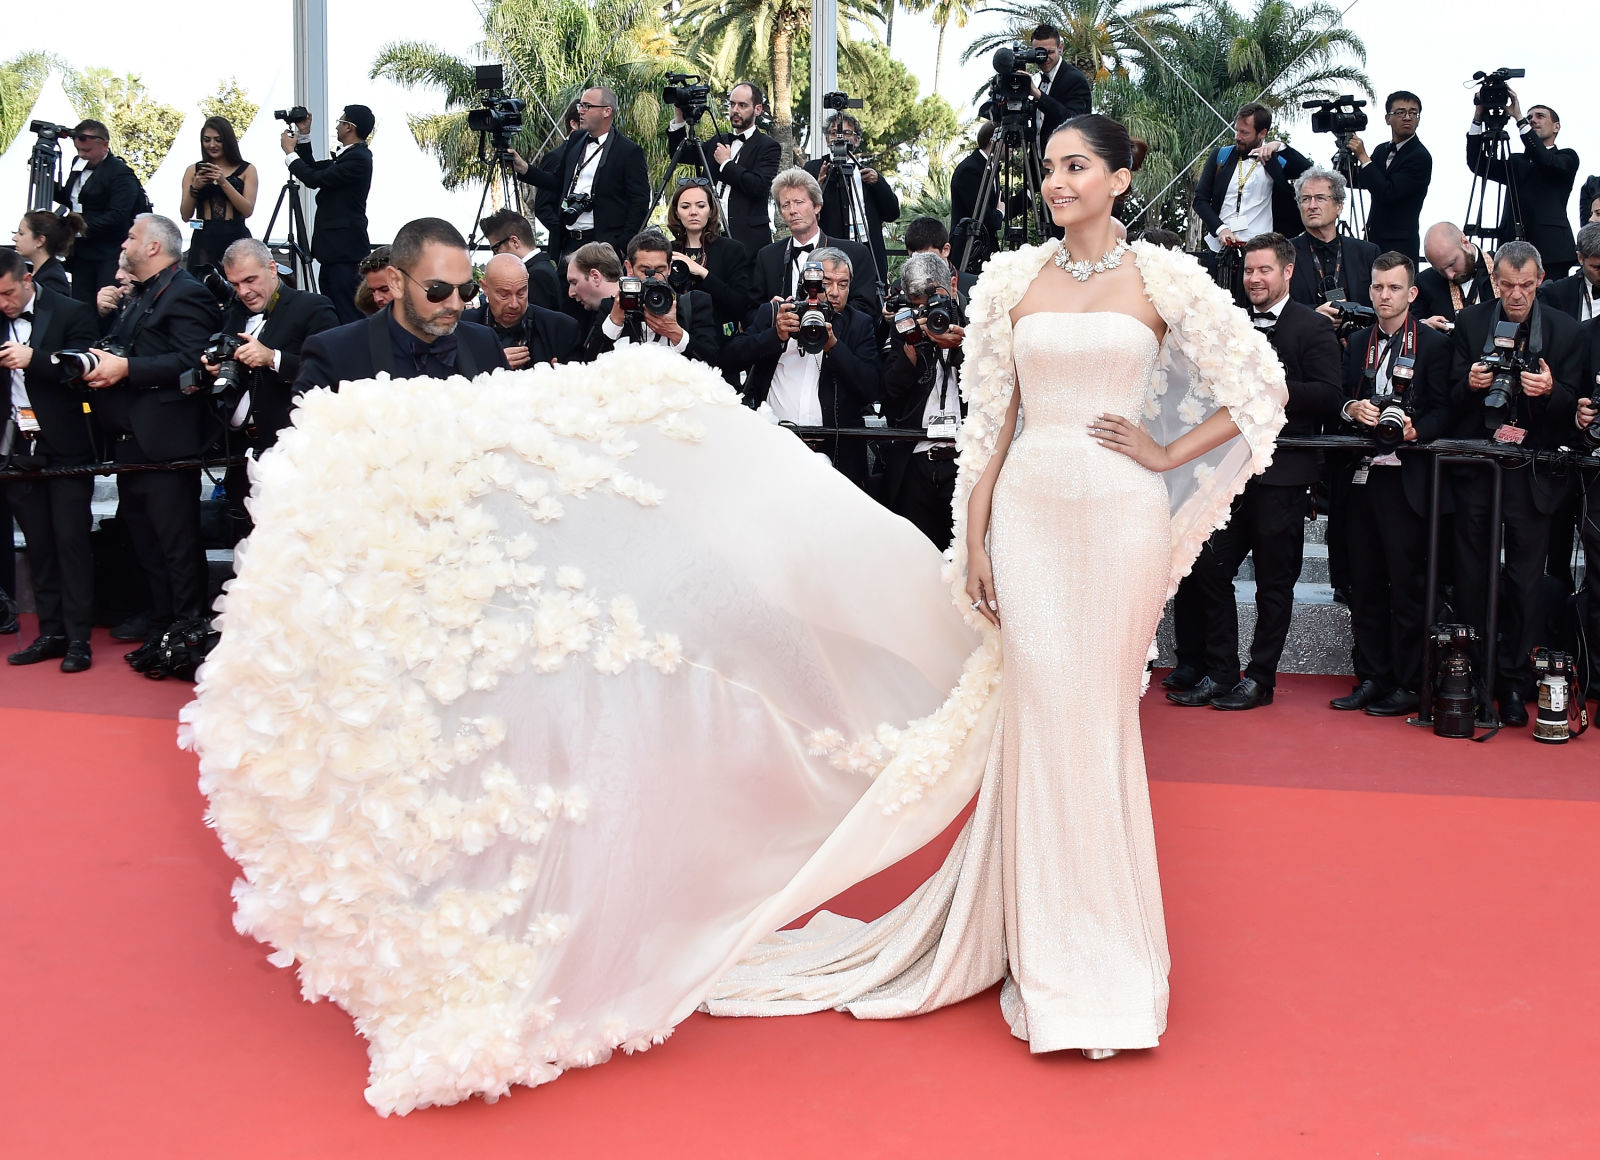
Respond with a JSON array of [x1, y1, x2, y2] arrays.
[[1052, 238, 1131, 282]]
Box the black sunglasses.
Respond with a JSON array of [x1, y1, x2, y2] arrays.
[[399, 268, 479, 303], [74, 133, 106, 143], [676, 176, 712, 188]]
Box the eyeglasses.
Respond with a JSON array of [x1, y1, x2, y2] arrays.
[[575, 102, 609, 113], [676, 176, 712, 188], [1388, 109, 1421, 119], [398, 267, 479, 303], [489, 236, 516, 253], [1298, 193, 1336, 204]]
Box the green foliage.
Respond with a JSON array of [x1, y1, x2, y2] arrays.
[[793, 42, 960, 178], [200, 78, 260, 138], [0, 52, 63, 155], [66, 69, 184, 183]]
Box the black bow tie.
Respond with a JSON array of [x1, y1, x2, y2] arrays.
[[16, 311, 32, 322], [1249, 309, 1277, 321], [792, 242, 814, 252]]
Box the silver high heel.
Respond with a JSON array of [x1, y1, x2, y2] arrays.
[[1081, 1048, 1120, 1060]]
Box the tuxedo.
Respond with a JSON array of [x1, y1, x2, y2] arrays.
[[1034, 60, 1092, 146], [294, 309, 509, 392], [881, 336, 965, 548], [1415, 250, 1494, 322], [517, 130, 650, 260], [54, 151, 143, 304], [1537, 271, 1600, 323], [29, 256, 71, 298], [1192, 143, 1312, 241], [522, 252, 566, 314], [1289, 231, 1382, 308], [949, 147, 1003, 252], [1175, 298, 1344, 688], [803, 157, 901, 283], [216, 285, 340, 449], [4, 285, 102, 641], [1577, 317, 1600, 686], [1448, 299, 1584, 692], [1466, 126, 1580, 275], [289, 139, 373, 323], [464, 302, 582, 366], [1352, 136, 1433, 262], [676, 235, 754, 330], [666, 123, 782, 256], [751, 234, 879, 322], [722, 302, 880, 485], [580, 289, 722, 367], [1336, 318, 1452, 693]]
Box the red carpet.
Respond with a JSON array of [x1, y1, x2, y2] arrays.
[[4, 635, 1597, 1158]]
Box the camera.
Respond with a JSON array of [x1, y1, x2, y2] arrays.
[[668, 260, 695, 296], [1530, 646, 1581, 744], [920, 290, 958, 336], [988, 46, 1043, 107], [664, 73, 712, 117], [885, 291, 919, 338], [1326, 299, 1378, 338], [274, 106, 310, 125], [617, 275, 644, 315], [640, 277, 675, 316], [821, 90, 864, 112], [1580, 375, 1600, 450], [50, 340, 128, 385], [560, 191, 594, 226], [28, 120, 72, 139], [789, 262, 832, 356], [201, 332, 247, 397], [1429, 623, 1479, 739], [1480, 319, 1536, 427], [1472, 67, 1525, 125], [1368, 353, 1415, 448], [1304, 95, 1368, 138], [467, 96, 526, 141]]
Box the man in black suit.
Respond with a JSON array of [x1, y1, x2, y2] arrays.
[[53, 119, 144, 305], [295, 217, 508, 391], [753, 168, 879, 321], [1448, 240, 1583, 726], [1193, 104, 1312, 300], [509, 87, 649, 262], [1570, 319, 1600, 688], [1347, 91, 1433, 264], [950, 123, 1005, 269], [1288, 166, 1381, 312], [584, 231, 722, 366], [1327, 252, 1452, 717], [563, 241, 622, 361], [0, 252, 103, 670], [903, 216, 976, 302], [78, 215, 220, 660], [666, 80, 783, 257], [803, 112, 900, 285], [1025, 23, 1091, 148], [1167, 233, 1344, 710], [1467, 95, 1580, 277], [281, 104, 374, 325], [1537, 223, 1600, 323], [206, 239, 339, 543], [1416, 222, 1495, 329], [479, 209, 566, 314], [723, 246, 879, 487], [466, 254, 581, 367]]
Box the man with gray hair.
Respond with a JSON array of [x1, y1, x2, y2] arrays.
[[79, 214, 222, 659], [1288, 165, 1380, 317], [752, 167, 878, 320], [882, 252, 966, 547], [723, 244, 879, 486], [1447, 238, 1585, 726], [1537, 222, 1600, 322]]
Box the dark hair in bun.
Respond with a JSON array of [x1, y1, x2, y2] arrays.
[[1048, 114, 1147, 174]]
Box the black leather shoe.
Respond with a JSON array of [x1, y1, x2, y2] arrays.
[[1500, 693, 1529, 728], [1161, 664, 1202, 691], [110, 615, 152, 642], [1365, 688, 1419, 717], [125, 639, 162, 670], [1212, 678, 1274, 710], [59, 640, 92, 673], [1167, 676, 1224, 706], [8, 635, 68, 665], [1330, 680, 1383, 711]]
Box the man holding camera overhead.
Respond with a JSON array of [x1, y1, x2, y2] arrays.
[[281, 104, 374, 324], [588, 230, 721, 365], [803, 110, 900, 284], [666, 79, 782, 257], [509, 87, 649, 263], [1466, 75, 1580, 278]]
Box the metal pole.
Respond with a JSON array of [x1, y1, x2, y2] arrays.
[[810, 0, 838, 160], [293, 0, 328, 258]]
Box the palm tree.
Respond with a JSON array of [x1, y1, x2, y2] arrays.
[[0, 52, 70, 154], [901, 0, 981, 94], [964, 0, 1189, 83]]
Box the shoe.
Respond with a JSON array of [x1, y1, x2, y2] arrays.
[[7, 635, 68, 665], [59, 640, 92, 673], [125, 639, 163, 671], [110, 615, 152, 642], [1167, 676, 1224, 706], [1212, 678, 1274, 710], [1365, 688, 1418, 717], [1499, 692, 1529, 728], [1331, 586, 1349, 606], [1081, 1048, 1120, 1060], [1330, 679, 1383, 711], [1161, 664, 1202, 691]]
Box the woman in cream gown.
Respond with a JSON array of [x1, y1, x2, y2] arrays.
[[183, 116, 1287, 1115]]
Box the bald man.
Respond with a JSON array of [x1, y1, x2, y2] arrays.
[[1416, 222, 1495, 330], [465, 252, 582, 367]]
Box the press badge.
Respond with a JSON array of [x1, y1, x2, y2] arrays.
[[1351, 463, 1370, 486], [1493, 424, 1527, 445], [16, 407, 40, 434], [926, 413, 960, 440]]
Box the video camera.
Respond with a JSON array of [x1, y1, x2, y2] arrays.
[[28, 120, 73, 139], [1472, 67, 1525, 127], [274, 106, 310, 125], [1480, 318, 1538, 428], [665, 73, 712, 120], [1304, 95, 1368, 139], [466, 65, 526, 161], [787, 262, 833, 356]]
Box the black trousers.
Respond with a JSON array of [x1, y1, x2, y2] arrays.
[[1176, 481, 1308, 688], [1579, 472, 1600, 685], [117, 468, 205, 627], [320, 262, 362, 324], [1452, 466, 1553, 691], [8, 473, 95, 641], [0, 480, 13, 600], [65, 254, 120, 305], [890, 450, 958, 551], [1345, 467, 1427, 692]]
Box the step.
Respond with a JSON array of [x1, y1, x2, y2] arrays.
[[1153, 593, 1355, 676]]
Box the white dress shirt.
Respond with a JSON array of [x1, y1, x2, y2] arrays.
[[600, 310, 691, 352], [8, 287, 34, 419], [914, 357, 960, 454], [785, 228, 823, 297], [767, 337, 824, 426], [569, 133, 607, 232]]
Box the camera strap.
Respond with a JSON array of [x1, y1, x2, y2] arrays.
[[114, 263, 180, 348], [565, 132, 610, 198], [1310, 237, 1343, 295], [1362, 314, 1417, 398]]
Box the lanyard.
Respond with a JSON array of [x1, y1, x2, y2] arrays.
[[1362, 315, 1418, 397], [1233, 155, 1261, 214], [566, 135, 604, 196], [1310, 238, 1343, 292]]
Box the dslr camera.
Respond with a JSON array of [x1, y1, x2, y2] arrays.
[[664, 73, 712, 119], [1479, 319, 1538, 427], [560, 191, 595, 226], [274, 105, 310, 125], [1472, 67, 1525, 127], [822, 90, 864, 112], [50, 340, 129, 385], [200, 333, 247, 397], [617, 275, 675, 318], [787, 262, 833, 356], [1325, 297, 1378, 339]]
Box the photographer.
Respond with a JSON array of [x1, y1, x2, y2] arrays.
[[0, 251, 101, 671], [949, 123, 1005, 259], [280, 104, 374, 324], [1193, 104, 1312, 300], [1289, 166, 1380, 316], [1328, 253, 1451, 716], [1448, 240, 1584, 726], [1416, 222, 1495, 328], [1025, 23, 1092, 145], [590, 230, 722, 365], [465, 253, 580, 367], [904, 216, 976, 300], [1347, 92, 1432, 264], [666, 80, 782, 257], [78, 215, 220, 661], [803, 113, 900, 285], [753, 169, 878, 320], [1467, 91, 1579, 277], [1537, 222, 1600, 322], [881, 252, 965, 548], [54, 120, 144, 305], [1570, 318, 1600, 689], [355, 246, 394, 317], [205, 239, 339, 542], [508, 87, 649, 262], [479, 209, 565, 314], [723, 247, 879, 487], [664, 178, 754, 333]]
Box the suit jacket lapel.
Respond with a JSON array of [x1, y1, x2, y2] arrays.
[[368, 310, 396, 376], [27, 287, 57, 351]]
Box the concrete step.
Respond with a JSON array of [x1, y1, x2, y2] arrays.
[[1154, 592, 1354, 676]]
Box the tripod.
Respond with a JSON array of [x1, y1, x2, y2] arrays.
[[1464, 121, 1525, 256], [27, 129, 63, 212], [957, 114, 1045, 276], [465, 140, 524, 256], [1331, 137, 1366, 238], [262, 176, 316, 292], [817, 149, 884, 290], [645, 105, 725, 228]]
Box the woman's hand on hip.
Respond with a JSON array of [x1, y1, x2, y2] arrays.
[[1088, 413, 1172, 472]]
